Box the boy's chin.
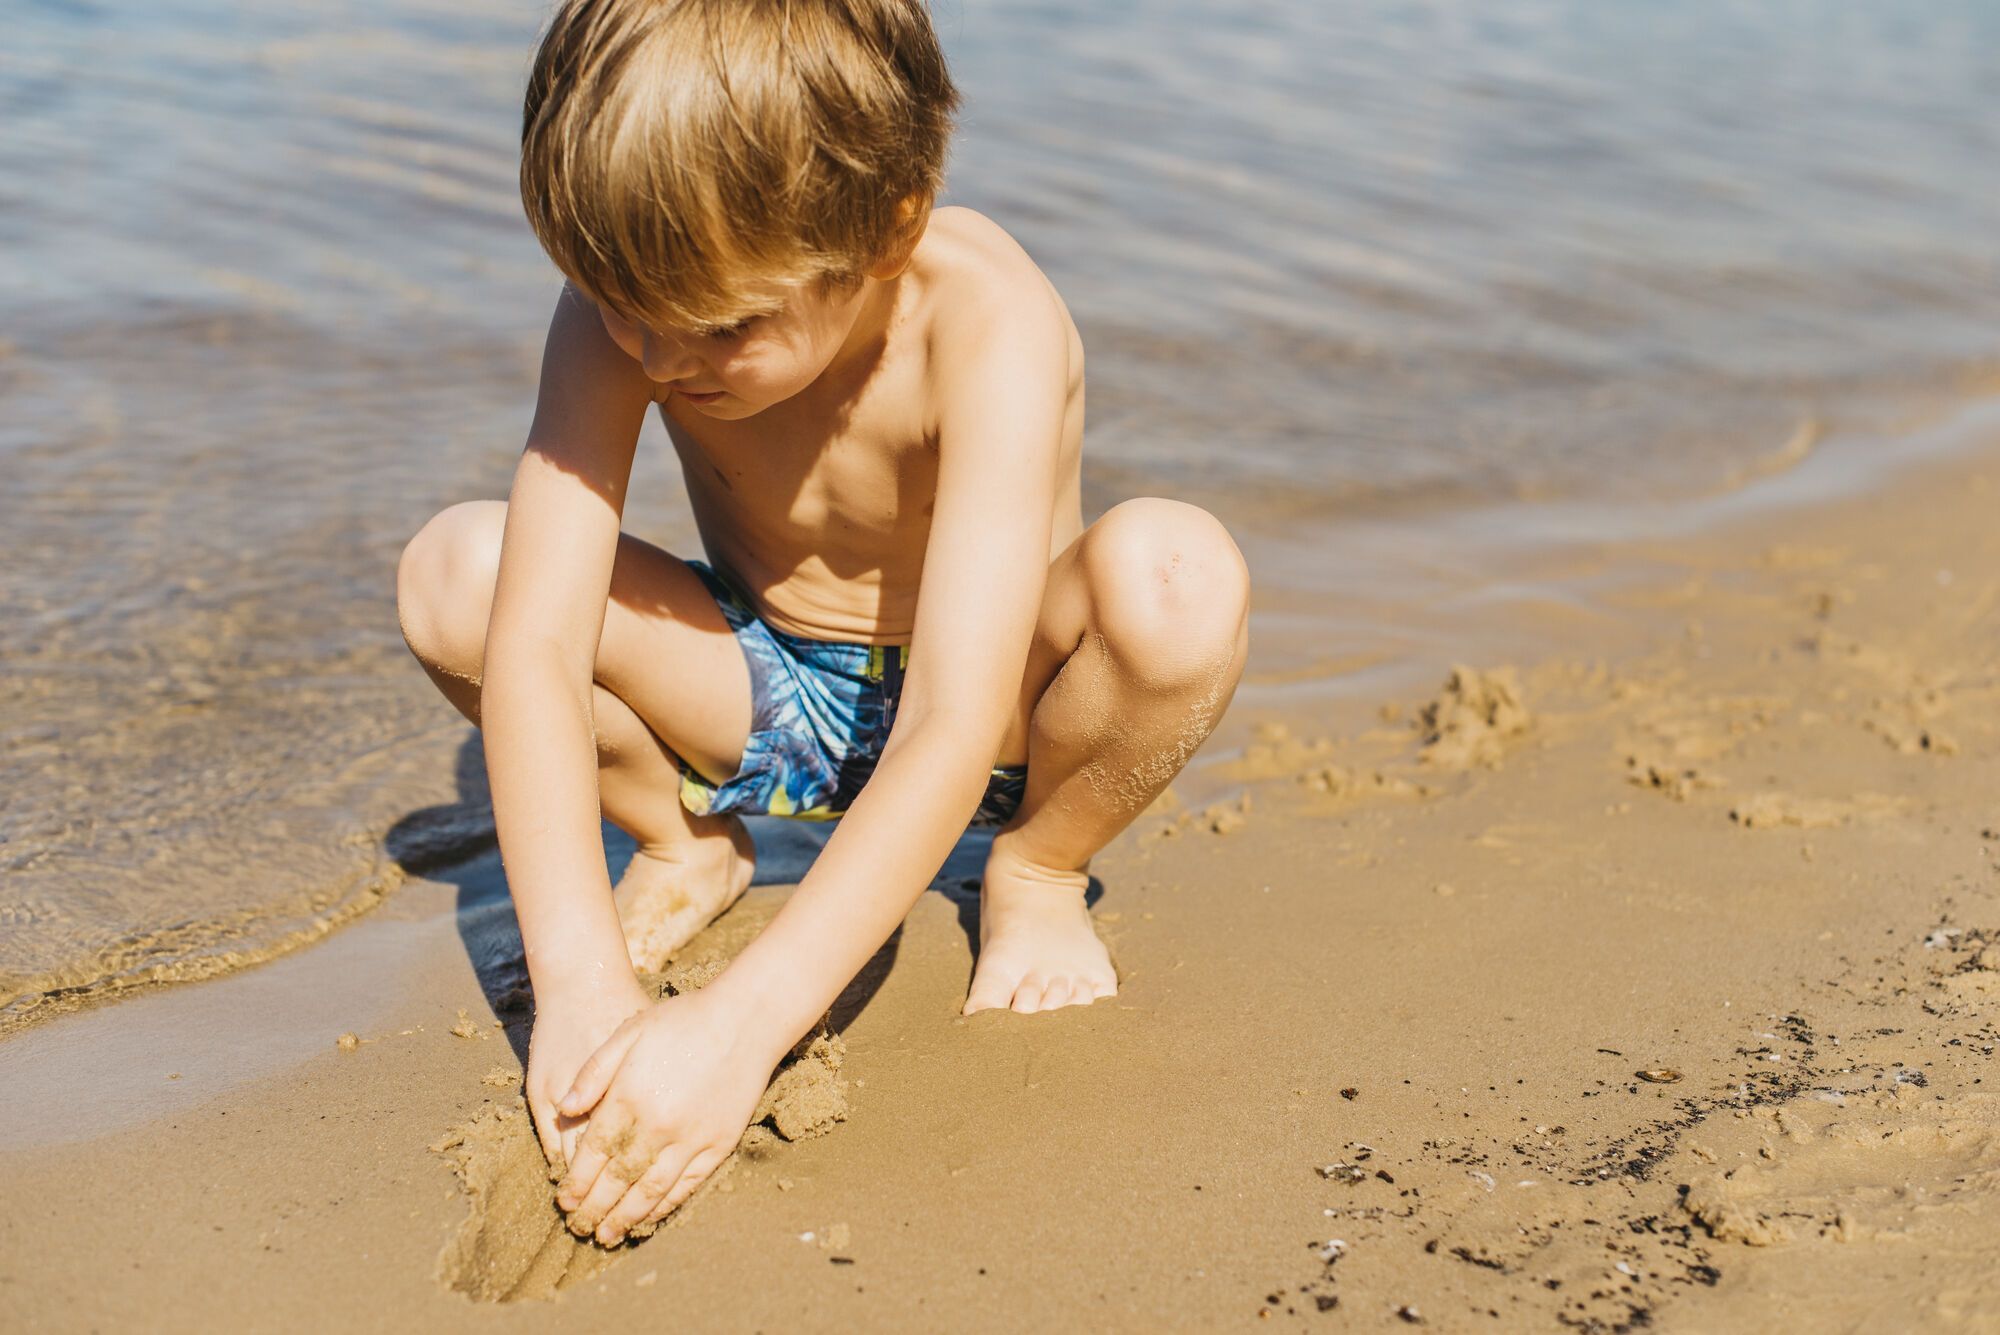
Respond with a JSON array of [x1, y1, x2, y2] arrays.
[[678, 391, 762, 420]]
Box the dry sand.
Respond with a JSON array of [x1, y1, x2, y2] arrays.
[[5, 417, 2000, 1332]]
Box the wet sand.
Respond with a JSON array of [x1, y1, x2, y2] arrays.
[[5, 409, 1999, 1331]]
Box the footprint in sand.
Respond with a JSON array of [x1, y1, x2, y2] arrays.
[[1679, 1088, 2000, 1257]]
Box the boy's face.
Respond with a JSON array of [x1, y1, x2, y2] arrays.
[[595, 276, 874, 420]]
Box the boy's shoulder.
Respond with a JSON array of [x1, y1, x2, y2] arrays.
[[917, 206, 1040, 277], [911, 207, 1075, 356], [903, 208, 1081, 433]]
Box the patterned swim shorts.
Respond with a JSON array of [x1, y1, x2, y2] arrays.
[[677, 561, 1028, 826]]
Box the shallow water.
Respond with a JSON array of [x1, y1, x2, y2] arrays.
[[4, 0, 1998, 1021]]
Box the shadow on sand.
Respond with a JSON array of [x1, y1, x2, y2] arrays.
[[383, 733, 1101, 1061]]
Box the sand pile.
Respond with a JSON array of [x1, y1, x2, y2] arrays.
[[1416, 665, 1532, 770]]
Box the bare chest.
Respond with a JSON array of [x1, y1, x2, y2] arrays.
[[666, 383, 936, 542], [657, 369, 942, 638]]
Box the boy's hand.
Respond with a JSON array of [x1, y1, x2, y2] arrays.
[[525, 976, 651, 1175], [552, 985, 777, 1244]]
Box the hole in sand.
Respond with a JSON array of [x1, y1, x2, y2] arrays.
[[431, 963, 851, 1303]]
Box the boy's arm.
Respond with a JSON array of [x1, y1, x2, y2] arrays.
[[714, 286, 1069, 1043], [485, 284, 659, 1158], [552, 276, 1070, 1239]]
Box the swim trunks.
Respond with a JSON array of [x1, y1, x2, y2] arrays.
[[678, 560, 1028, 826]]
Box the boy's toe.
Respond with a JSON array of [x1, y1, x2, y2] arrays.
[[1010, 978, 1046, 1013], [1039, 978, 1073, 1011], [963, 961, 1018, 1015]]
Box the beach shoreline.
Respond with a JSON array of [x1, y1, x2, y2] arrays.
[[10, 387, 1997, 1041], [6, 408, 1999, 1330], [12, 0, 2000, 1077]]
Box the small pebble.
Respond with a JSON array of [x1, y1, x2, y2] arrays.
[[336, 1032, 360, 1052]]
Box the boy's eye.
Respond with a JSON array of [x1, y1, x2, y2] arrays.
[[707, 318, 754, 340]]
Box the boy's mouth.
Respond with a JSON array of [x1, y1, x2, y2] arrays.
[[675, 388, 725, 405]]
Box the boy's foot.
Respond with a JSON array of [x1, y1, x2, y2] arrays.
[[962, 839, 1117, 1015], [614, 816, 756, 973]]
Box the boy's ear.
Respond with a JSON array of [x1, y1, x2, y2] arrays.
[[865, 194, 931, 280]]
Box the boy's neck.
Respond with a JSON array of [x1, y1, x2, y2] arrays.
[[817, 271, 905, 395]]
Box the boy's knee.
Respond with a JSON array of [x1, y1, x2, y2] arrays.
[[396, 500, 505, 663], [1081, 498, 1249, 685]]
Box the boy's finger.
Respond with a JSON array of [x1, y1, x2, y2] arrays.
[[595, 1147, 692, 1245], [560, 1023, 640, 1117], [555, 1113, 623, 1213], [644, 1146, 726, 1225], [568, 1134, 652, 1238], [557, 1110, 590, 1180], [529, 1100, 563, 1174]]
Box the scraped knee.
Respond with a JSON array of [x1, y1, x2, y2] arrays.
[[396, 499, 506, 673], [1081, 498, 1249, 688]]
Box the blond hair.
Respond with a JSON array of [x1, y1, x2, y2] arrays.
[[521, 0, 959, 332]]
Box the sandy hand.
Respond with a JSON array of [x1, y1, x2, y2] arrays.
[[553, 986, 776, 1245], [525, 979, 651, 1176]]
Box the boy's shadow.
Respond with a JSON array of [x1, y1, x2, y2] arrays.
[[383, 733, 1101, 1064]]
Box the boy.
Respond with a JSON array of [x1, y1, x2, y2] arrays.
[[396, 0, 1248, 1247]]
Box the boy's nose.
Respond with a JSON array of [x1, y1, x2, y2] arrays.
[[640, 331, 701, 384]]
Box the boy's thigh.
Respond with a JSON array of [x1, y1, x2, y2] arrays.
[[594, 532, 754, 784], [991, 523, 1096, 768], [420, 499, 753, 783]]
